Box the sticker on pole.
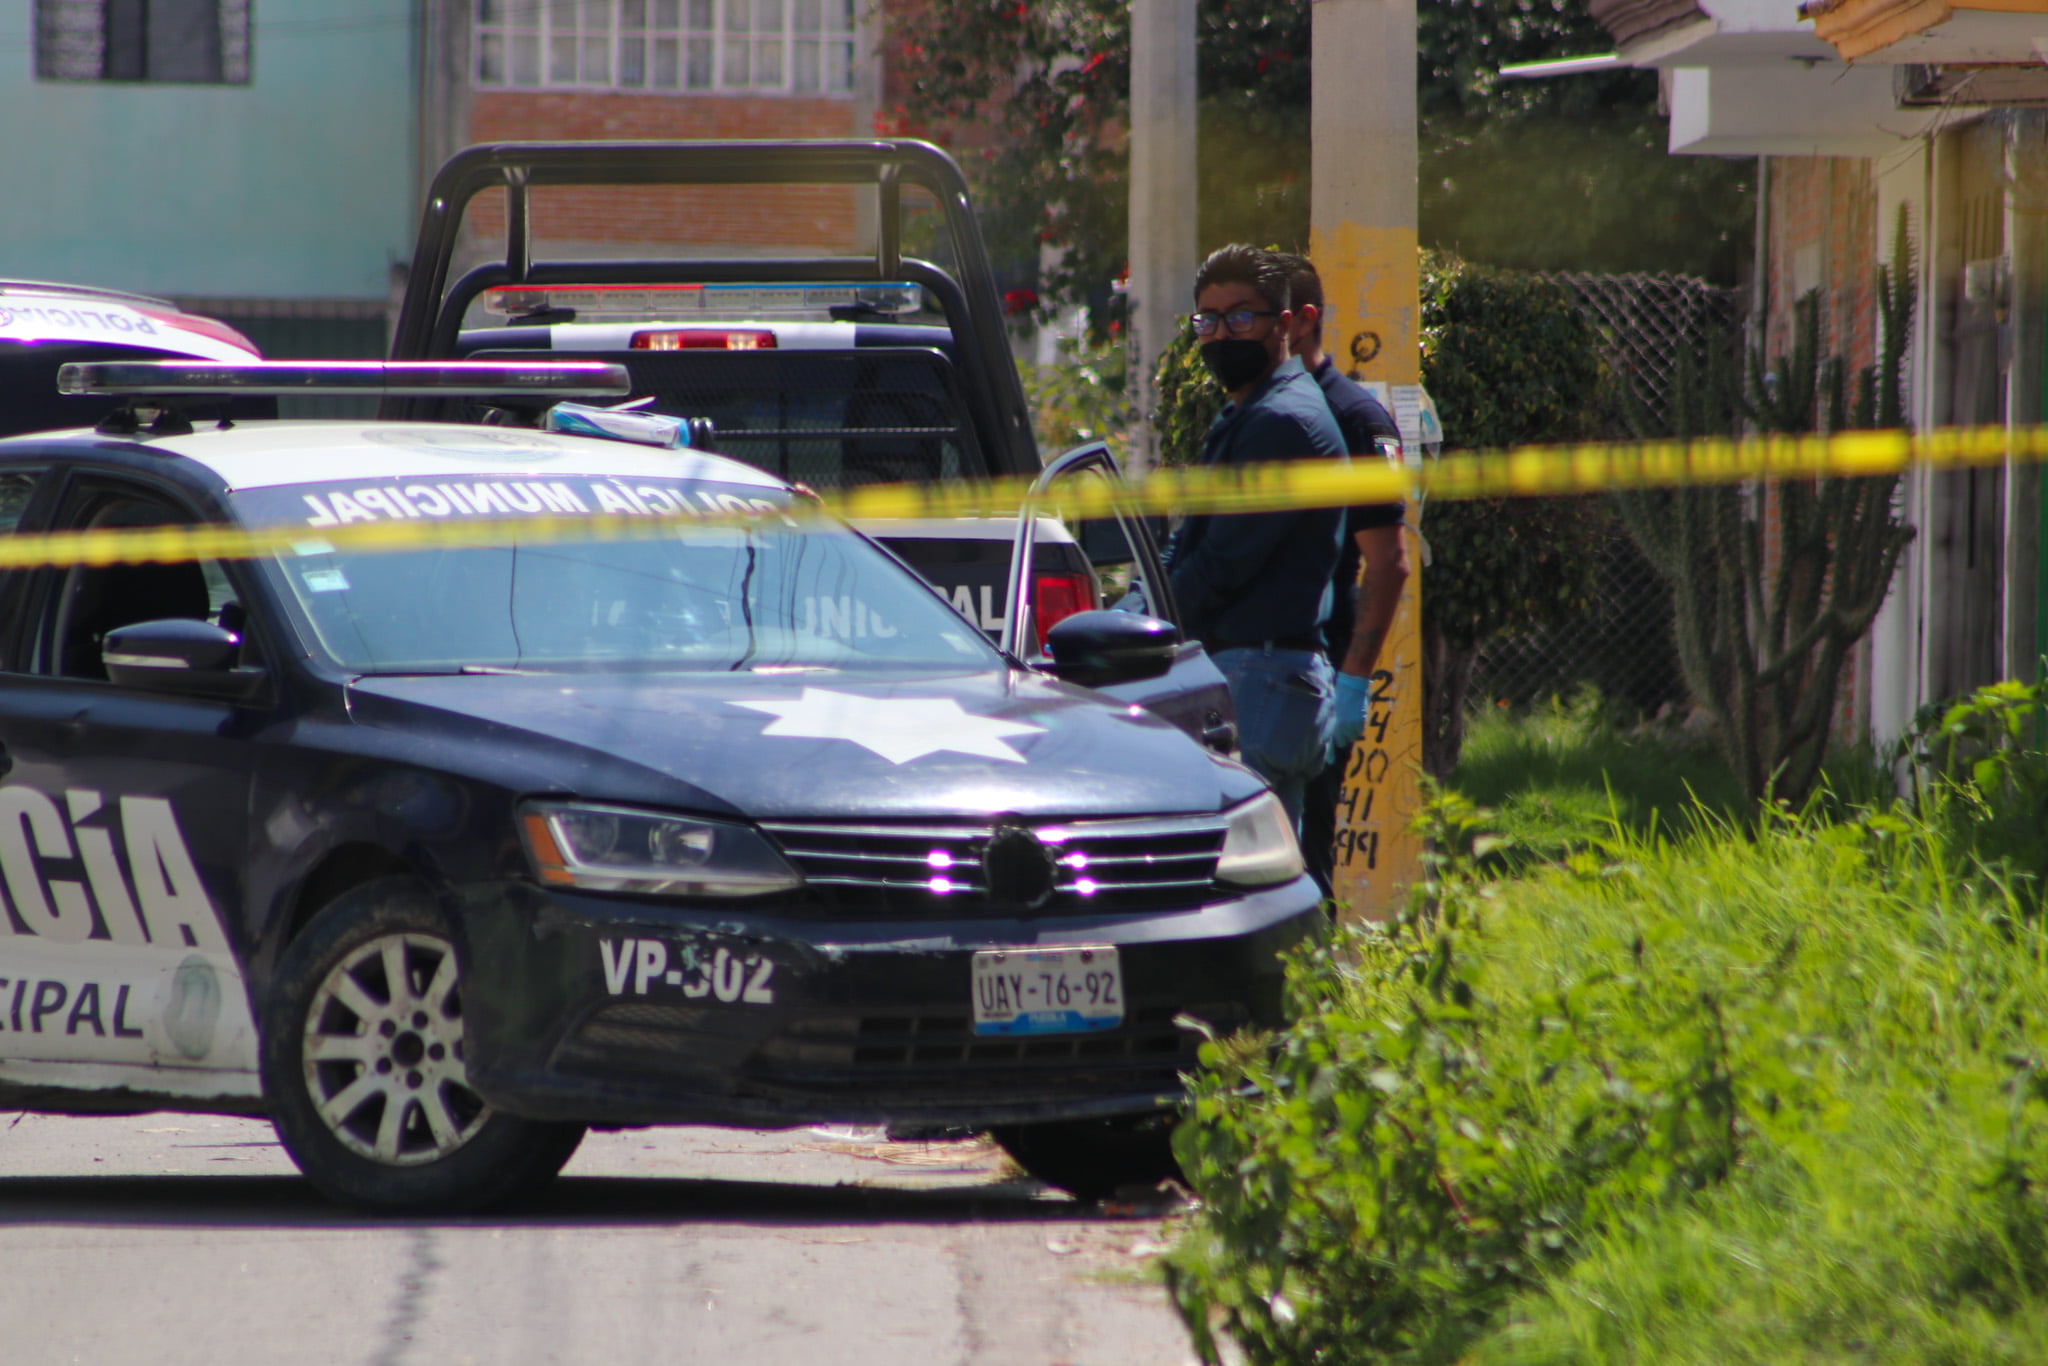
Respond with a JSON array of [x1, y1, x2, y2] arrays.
[[970, 946, 1122, 1036]]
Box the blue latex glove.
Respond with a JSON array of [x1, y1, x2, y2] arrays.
[[1331, 671, 1371, 749]]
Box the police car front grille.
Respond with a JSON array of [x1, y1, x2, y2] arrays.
[[760, 815, 1227, 916]]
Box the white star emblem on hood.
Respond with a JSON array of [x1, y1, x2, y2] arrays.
[[732, 688, 1046, 764]]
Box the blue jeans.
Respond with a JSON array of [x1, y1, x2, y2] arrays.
[[1212, 645, 1334, 833]]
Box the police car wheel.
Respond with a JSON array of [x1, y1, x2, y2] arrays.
[[989, 1113, 1181, 1203], [262, 877, 585, 1213]]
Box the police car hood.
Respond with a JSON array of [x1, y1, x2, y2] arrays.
[[346, 668, 1263, 819]]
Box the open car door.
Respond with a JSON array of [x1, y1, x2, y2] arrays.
[[1005, 444, 1237, 756]]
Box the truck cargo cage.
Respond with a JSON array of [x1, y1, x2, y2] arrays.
[[386, 140, 1037, 481]]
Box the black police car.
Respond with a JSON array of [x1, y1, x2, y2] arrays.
[[0, 361, 1322, 1211]]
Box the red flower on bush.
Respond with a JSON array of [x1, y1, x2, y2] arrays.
[[1003, 289, 1040, 317]]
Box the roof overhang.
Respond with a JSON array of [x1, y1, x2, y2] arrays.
[[1803, 0, 2048, 63], [1589, 0, 1714, 54], [1593, 0, 1840, 65], [1667, 61, 1943, 154]]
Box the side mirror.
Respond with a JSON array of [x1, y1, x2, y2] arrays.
[[103, 619, 265, 700], [1045, 610, 1180, 688]]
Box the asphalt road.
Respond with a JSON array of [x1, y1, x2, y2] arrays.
[[0, 1112, 1199, 1366]]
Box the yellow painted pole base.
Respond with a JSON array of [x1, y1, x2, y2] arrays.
[[1331, 520, 1425, 922]]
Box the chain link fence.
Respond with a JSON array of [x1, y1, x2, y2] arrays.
[[1548, 272, 1745, 428], [1465, 274, 1743, 719]]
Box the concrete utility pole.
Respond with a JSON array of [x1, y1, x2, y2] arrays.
[[1312, 0, 1425, 921], [1126, 0, 1198, 474]]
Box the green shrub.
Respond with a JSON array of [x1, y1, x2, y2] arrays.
[[1903, 676, 2048, 914], [1417, 252, 1604, 449], [1167, 747, 2048, 1364], [1414, 253, 1610, 777], [1152, 323, 1222, 469], [1021, 337, 1130, 462]]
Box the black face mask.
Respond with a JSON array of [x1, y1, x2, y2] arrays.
[[1201, 337, 1273, 392]]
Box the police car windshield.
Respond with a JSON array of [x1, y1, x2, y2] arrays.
[[233, 475, 996, 674]]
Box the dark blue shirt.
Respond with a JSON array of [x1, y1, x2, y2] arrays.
[[1167, 357, 1346, 649], [1311, 357, 1404, 661]]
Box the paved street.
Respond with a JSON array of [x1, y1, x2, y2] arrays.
[[0, 1113, 1197, 1366]]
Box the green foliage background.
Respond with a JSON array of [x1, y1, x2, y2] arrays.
[[1414, 253, 1608, 653], [1416, 0, 1753, 279], [1021, 338, 1131, 462], [883, 0, 1755, 331], [1151, 327, 1222, 468], [1165, 690, 2048, 1364]]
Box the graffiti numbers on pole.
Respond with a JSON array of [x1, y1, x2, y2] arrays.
[[1333, 667, 1397, 874]]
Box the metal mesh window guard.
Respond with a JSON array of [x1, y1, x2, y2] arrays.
[[37, 0, 250, 84]]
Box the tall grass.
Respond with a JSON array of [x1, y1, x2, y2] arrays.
[[1449, 691, 1743, 853], [1451, 691, 1898, 857], [1466, 810, 2048, 1365], [1167, 696, 2048, 1364]]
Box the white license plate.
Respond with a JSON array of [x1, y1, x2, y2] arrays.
[[970, 946, 1123, 1036]]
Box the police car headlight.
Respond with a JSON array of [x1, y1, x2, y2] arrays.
[[519, 801, 801, 898], [1214, 792, 1305, 888]]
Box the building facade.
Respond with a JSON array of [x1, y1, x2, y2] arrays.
[[418, 0, 882, 269], [1591, 0, 2048, 745], [1, 1, 892, 364], [3, 0, 423, 361]]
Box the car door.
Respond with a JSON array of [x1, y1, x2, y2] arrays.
[[0, 466, 264, 1095], [1004, 443, 1237, 755]]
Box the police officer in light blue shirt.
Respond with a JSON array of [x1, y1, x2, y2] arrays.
[[1165, 245, 1346, 832]]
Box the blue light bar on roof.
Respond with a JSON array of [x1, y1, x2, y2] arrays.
[[55, 360, 633, 398]]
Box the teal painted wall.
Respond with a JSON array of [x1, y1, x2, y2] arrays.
[[0, 2, 417, 299]]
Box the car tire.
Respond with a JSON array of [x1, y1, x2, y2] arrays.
[[261, 876, 585, 1213], [990, 1113, 1181, 1202]]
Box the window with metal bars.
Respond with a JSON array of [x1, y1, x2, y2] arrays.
[[473, 0, 856, 96], [36, 0, 251, 84]]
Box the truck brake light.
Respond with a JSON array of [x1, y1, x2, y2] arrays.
[[631, 329, 777, 351]]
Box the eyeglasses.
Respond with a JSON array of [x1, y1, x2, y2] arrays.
[[1188, 308, 1279, 338]]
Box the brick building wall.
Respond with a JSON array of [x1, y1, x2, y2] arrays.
[[431, 1, 888, 257], [1763, 157, 1878, 379], [466, 91, 863, 252]]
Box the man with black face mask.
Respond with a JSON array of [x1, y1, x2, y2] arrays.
[[1165, 244, 1347, 834]]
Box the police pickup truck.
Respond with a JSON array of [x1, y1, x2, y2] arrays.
[[0, 359, 1320, 1211], [384, 139, 1236, 754]]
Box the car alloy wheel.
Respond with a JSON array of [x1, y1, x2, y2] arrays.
[[263, 877, 584, 1212], [302, 931, 488, 1166]]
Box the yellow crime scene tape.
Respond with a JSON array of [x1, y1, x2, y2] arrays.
[[1, 422, 2036, 569]]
